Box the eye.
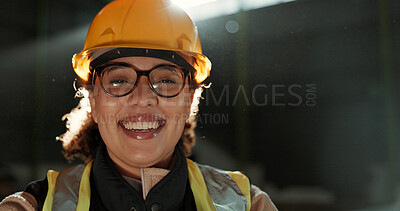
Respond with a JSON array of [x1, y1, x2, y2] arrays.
[[110, 79, 130, 87], [150, 66, 184, 85], [100, 64, 137, 95], [158, 79, 177, 84]]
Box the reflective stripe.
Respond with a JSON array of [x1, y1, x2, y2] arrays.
[[45, 160, 250, 210], [187, 159, 250, 211], [76, 161, 92, 210], [42, 170, 59, 211], [43, 161, 93, 211], [187, 159, 217, 211], [226, 171, 251, 211]]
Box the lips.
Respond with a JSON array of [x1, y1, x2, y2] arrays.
[[118, 114, 166, 140]]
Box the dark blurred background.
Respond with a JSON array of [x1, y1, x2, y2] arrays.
[[0, 0, 399, 210]]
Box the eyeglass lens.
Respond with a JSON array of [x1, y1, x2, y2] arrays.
[[100, 65, 185, 97]]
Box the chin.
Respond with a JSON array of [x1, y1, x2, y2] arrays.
[[125, 152, 163, 168], [121, 143, 164, 165]]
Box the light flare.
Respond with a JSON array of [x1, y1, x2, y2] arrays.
[[72, 51, 91, 82], [57, 89, 91, 147]]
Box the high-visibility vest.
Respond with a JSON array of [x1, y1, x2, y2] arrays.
[[42, 159, 251, 211]]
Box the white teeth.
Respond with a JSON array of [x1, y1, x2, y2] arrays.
[[122, 121, 161, 130]]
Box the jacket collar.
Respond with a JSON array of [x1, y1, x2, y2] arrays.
[[92, 143, 188, 210]]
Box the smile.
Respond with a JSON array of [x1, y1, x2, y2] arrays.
[[118, 114, 166, 140], [121, 121, 161, 131]]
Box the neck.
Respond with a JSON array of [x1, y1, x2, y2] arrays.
[[107, 150, 175, 180]]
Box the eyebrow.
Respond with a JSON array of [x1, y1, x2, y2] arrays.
[[102, 62, 181, 71], [108, 59, 176, 67]]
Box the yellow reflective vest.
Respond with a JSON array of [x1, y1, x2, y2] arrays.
[[42, 159, 251, 211]]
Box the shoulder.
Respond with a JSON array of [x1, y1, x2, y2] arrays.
[[0, 163, 91, 211], [0, 191, 38, 211], [250, 185, 278, 211], [193, 161, 248, 181], [189, 161, 278, 211], [0, 177, 48, 211], [189, 161, 250, 190]]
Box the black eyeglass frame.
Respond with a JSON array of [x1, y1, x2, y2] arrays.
[[93, 62, 191, 98]]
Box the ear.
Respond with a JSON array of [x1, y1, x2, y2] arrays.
[[89, 90, 98, 123]]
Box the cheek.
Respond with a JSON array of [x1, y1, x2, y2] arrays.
[[92, 91, 122, 124], [159, 90, 192, 123]]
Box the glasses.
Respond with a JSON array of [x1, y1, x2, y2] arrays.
[[93, 62, 190, 98]]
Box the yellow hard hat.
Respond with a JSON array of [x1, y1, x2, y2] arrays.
[[72, 0, 211, 83]]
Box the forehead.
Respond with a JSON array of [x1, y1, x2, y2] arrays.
[[109, 57, 176, 69]]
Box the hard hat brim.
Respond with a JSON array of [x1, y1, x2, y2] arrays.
[[73, 45, 211, 84]]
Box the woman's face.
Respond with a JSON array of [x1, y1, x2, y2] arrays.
[[90, 56, 193, 170]]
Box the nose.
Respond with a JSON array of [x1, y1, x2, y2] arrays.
[[126, 76, 158, 107]]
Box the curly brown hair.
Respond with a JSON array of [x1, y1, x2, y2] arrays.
[[57, 75, 205, 163]]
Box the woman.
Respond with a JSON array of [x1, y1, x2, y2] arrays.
[[0, 0, 277, 210]]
